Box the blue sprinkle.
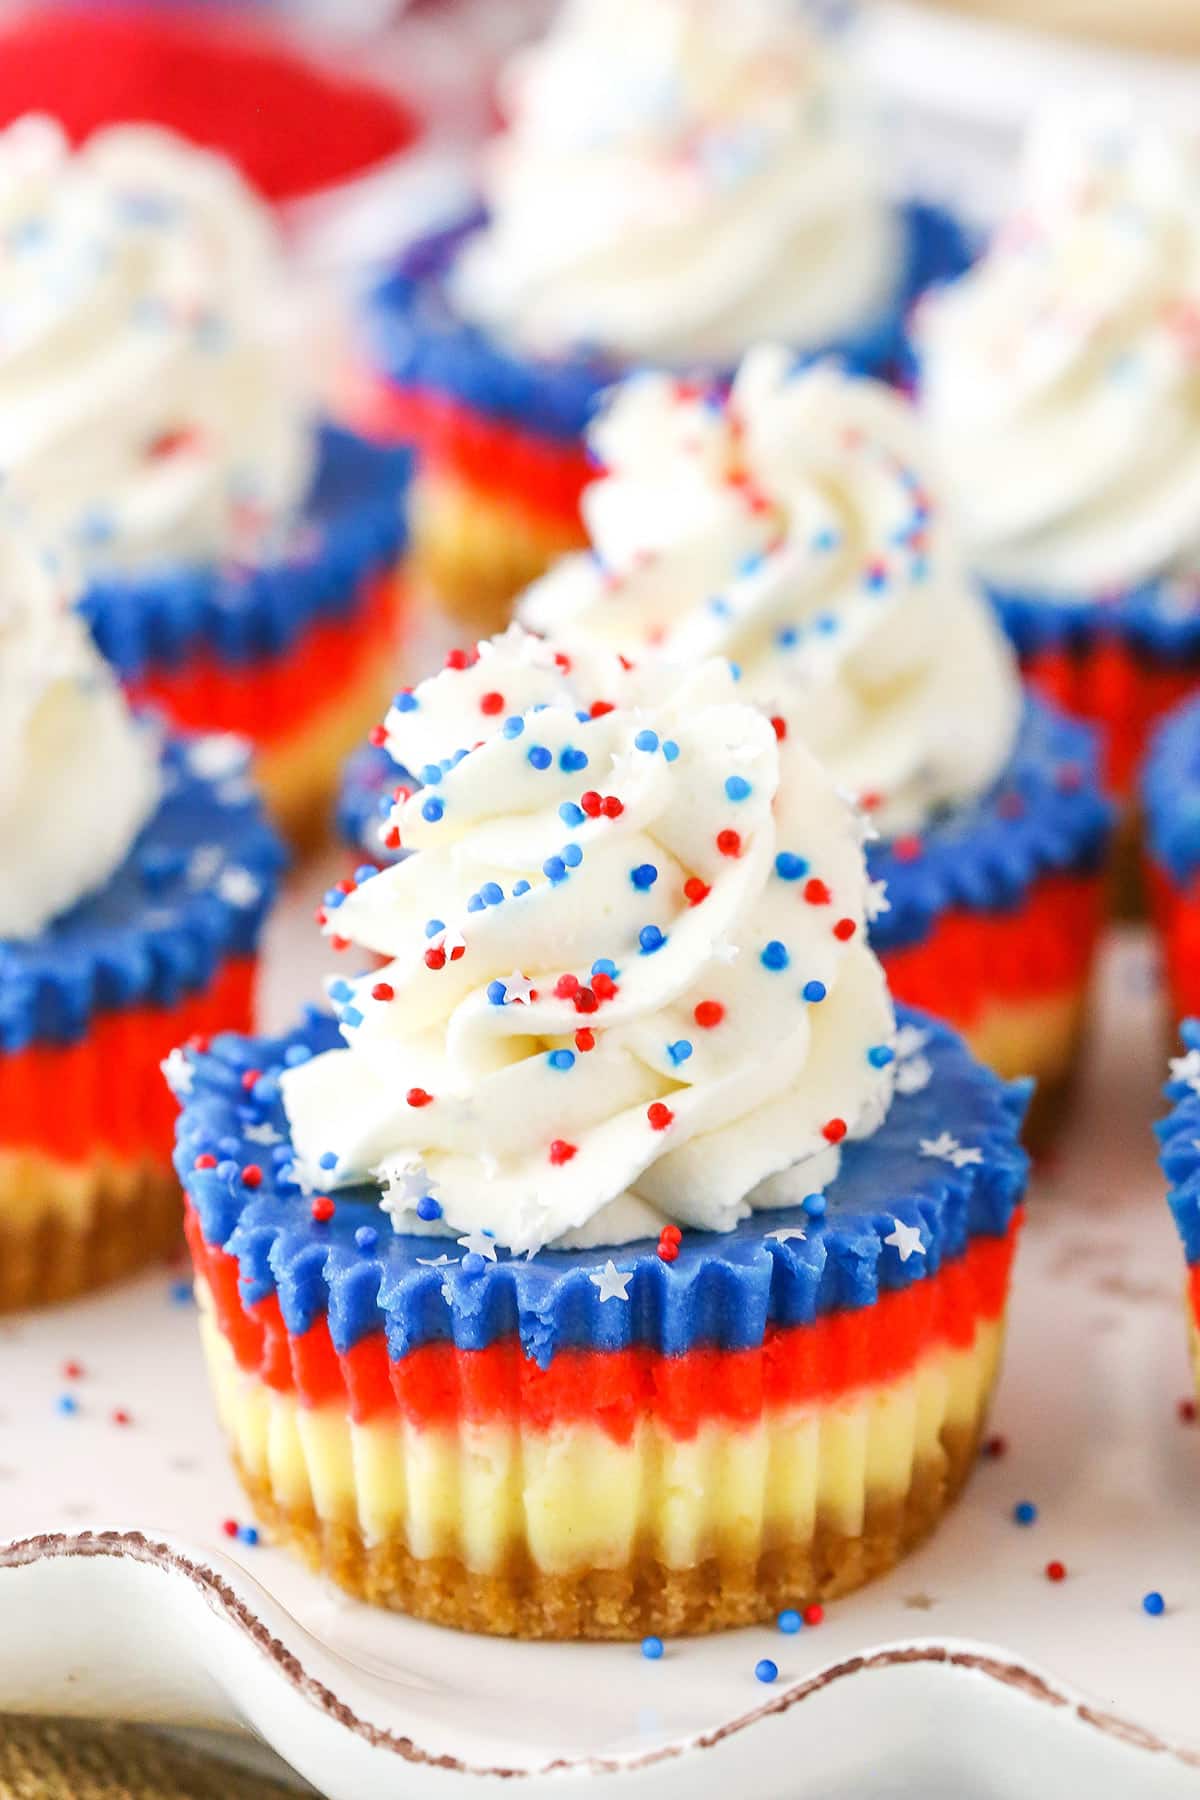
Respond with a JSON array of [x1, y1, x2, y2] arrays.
[[318, 1151, 338, 1171], [560, 746, 589, 773], [502, 716, 525, 738], [56, 1395, 78, 1416], [1013, 1501, 1038, 1527], [421, 763, 443, 786], [462, 1252, 486, 1276], [631, 863, 658, 890], [421, 797, 445, 823], [575, 711, 591, 724], [815, 613, 837, 635], [729, 661, 742, 680], [635, 730, 659, 753], [777, 1610, 802, 1635], [355, 1226, 379, 1251], [528, 745, 552, 770], [1143, 1591, 1166, 1616], [562, 843, 583, 868], [775, 852, 808, 881], [725, 775, 752, 803], [323, 888, 346, 910], [548, 1049, 576, 1071], [481, 882, 504, 906], [328, 979, 352, 1003], [341, 1006, 364, 1028], [592, 958, 618, 978], [775, 626, 799, 649], [467, 894, 485, 913], [812, 526, 840, 552], [393, 691, 418, 712], [416, 1195, 443, 1222], [761, 941, 789, 972], [544, 855, 568, 883], [755, 1660, 778, 1685], [662, 739, 680, 762], [639, 925, 666, 954], [868, 1044, 895, 1068], [376, 796, 391, 819], [513, 879, 532, 896], [641, 1637, 664, 1661], [239, 1525, 260, 1547], [487, 980, 507, 1005], [560, 802, 585, 827], [803, 1192, 826, 1218], [170, 1279, 193, 1305], [737, 551, 765, 578], [709, 596, 731, 617], [353, 865, 377, 885], [667, 1039, 693, 1066], [802, 979, 826, 1003], [425, 918, 446, 939]]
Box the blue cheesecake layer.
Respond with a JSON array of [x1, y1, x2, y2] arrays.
[[1144, 696, 1200, 888], [335, 694, 1113, 955], [991, 575, 1200, 669], [364, 201, 974, 440], [1157, 1018, 1200, 1265], [867, 696, 1112, 955], [82, 426, 411, 683], [0, 734, 285, 1054], [174, 1007, 1029, 1367]]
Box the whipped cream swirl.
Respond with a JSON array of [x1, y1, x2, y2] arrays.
[[918, 107, 1200, 596], [452, 0, 896, 364], [519, 348, 1022, 838], [0, 116, 312, 573], [281, 628, 896, 1252], [0, 530, 160, 939]]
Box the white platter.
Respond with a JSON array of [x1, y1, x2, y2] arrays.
[[2, 894, 1199, 1798]]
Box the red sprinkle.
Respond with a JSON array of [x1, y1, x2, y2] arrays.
[[647, 1102, 674, 1131], [575, 1028, 596, 1052], [62, 1361, 84, 1380], [684, 878, 710, 906], [555, 974, 581, 998], [602, 795, 624, 819], [590, 699, 615, 718], [892, 836, 923, 863], [661, 1225, 682, 1245], [330, 936, 350, 953], [821, 1118, 847, 1144], [549, 1140, 577, 1166], [833, 918, 856, 941], [574, 988, 599, 1015], [111, 1409, 132, 1427], [1179, 1398, 1197, 1424], [221, 1518, 239, 1539], [444, 647, 472, 670], [193, 1153, 217, 1171], [983, 1434, 1008, 1458], [406, 1088, 433, 1108], [371, 982, 395, 1003], [803, 1603, 825, 1627], [1045, 1560, 1066, 1583], [657, 1238, 679, 1263], [804, 879, 831, 906], [384, 828, 402, 851], [592, 972, 617, 1001], [770, 715, 787, 741], [717, 829, 742, 857], [425, 946, 447, 970], [554, 651, 572, 672], [479, 690, 504, 715], [694, 1000, 725, 1029], [240, 1164, 263, 1190], [580, 790, 603, 817], [311, 1196, 336, 1223], [368, 723, 388, 748], [240, 1068, 261, 1091]]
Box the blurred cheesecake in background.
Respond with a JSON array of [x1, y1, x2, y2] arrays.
[[913, 0, 1200, 56]]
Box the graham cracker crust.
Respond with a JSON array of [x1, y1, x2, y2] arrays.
[[0, 1153, 182, 1311], [232, 1419, 983, 1640], [412, 472, 585, 635]]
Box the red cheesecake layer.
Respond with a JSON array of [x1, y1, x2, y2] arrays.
[[187, 1206, 1020, 1443], [1023, 640, 1197, 798], [5, 957, 254, 1166], [1148, 861, 1200, 1019]]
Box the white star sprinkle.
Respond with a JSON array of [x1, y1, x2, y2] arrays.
[[378, 1157, 438, 1219], [865, 878, 891, 921], [1170, 1049, 1200, 1094], [893, 1023, 930, 1061], [416, 1254, 453, 1268], [590, 1260, 633, 1302], [187, 845, 225, 889], [486, 622, 559, 669], [502, 969, 537, 1005], [765, 1226, 807, 1244], [885, 1218, 926, 1263], [919, 1131, 982, 1169], [189, 734, 250, 781], [712, 938, 741, 965], [244, 1121, 282, 1146], [457, 1227, 499, 1261], [160, 1048, 193, 1097], [217, 867, 262, 908], [895, 1055, 933, 1097]]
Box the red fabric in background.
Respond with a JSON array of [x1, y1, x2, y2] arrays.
[[0, 7, 416, 203]]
